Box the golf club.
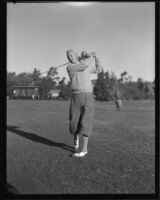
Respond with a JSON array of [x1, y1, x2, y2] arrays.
[[33, 51, 97, 81], [39, 62, 70, 76]]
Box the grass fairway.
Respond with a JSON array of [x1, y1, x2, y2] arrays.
[[7, 100, 155, 194]]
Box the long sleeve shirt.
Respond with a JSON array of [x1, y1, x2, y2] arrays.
[[115, 93, 122, 100], [67, 56, 103, 94]]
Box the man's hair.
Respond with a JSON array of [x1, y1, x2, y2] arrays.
[[66, 49, 74, 56], [66, 49, 80, 62]]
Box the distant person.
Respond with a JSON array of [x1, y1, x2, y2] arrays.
[[13, 90, 16, 99], [22, 91, 26, 100], [114, 90, 122, 111], [66, 49, 103, 157], [48, 93, 51, 100], [32, 94, 35, 100]]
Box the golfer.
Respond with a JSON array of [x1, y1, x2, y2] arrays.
[[66, 49, 102, 157], [114, 90, 122, 111]]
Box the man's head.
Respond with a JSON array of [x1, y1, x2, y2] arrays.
[[66, 49, 79, 64]]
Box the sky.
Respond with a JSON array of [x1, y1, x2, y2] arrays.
[[7, 2, 155, 82]]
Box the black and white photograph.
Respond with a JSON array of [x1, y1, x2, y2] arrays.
[[4, 1, 156, 196]]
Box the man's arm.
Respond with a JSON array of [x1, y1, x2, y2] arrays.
[[80, 53, 97, 73], [67, 63, 88, 72], [90, 56, 103, 74]]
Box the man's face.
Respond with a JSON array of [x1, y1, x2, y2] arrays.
[[67, 51, 78, 64]]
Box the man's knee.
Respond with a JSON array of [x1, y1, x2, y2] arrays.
[[69, 122, 77, 134]]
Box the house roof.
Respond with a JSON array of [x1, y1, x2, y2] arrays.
[[12, 86, 38, 88], [48, 89, 60, 93]]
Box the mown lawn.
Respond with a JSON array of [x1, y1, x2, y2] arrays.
[[7, 99, 155, 194]]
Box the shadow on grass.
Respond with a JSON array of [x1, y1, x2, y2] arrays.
[[95, 108, 116, 111], [7, 125, 75, 153], [5, 182, 20, 195]]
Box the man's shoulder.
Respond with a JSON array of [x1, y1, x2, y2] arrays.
[[67, 64, 72, 67], [67, 64, 72, 70], [67, 63, 86, 69], [67, 63, 76, 68], [67, 64, 77, 73]]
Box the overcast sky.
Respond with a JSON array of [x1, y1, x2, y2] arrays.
[[7, 2, 155, 81]]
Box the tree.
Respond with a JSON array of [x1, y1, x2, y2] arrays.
[[135, 78, 146, 99], [58, 77, 66, 89], [137, 78, 144, 91], [128, 75, 133, 83], [35, 67, 60, 99], [7, 72, 34, 96], [143, 82, 154, 99], [7, 72, 17, 96], [31, 68, 41, 86], [7, 67, 154, 100], [121, 71, 127, 84], [58, 78, 71, 100], [122, 82, 140, 100], [152, 79, 155, 97], [94, 71, 111, 101], [16, 73, 33, 86], [38, 77, 55, 99]]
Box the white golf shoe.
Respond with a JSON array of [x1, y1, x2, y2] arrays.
[[73, 151, 88, 157]]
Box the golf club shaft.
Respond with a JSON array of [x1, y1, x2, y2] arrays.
[[39, 51, 96, 76], [39, 62, 70, 76]]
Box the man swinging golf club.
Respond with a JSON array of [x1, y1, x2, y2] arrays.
[[114, 90, 122, 111], [66, 49, 103, 157]]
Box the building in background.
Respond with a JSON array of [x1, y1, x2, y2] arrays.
[[11, 86, 39, 99], [47, 89, 60, 100]]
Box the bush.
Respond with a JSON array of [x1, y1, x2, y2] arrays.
[[59, 88, 71, 100]]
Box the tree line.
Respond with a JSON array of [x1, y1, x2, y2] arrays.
[[94, 70, 154, 101], [7, 67, 155, 101]]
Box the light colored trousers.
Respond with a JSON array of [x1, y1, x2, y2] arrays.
[[69, 93, 94, 137]]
